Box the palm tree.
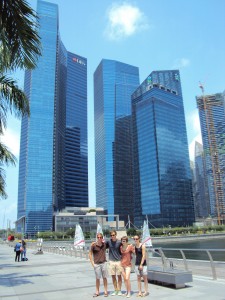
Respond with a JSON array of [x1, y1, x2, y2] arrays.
[[0, 143, 16, 198], [0, 0, 41, 198], [0, 0, 41, 70]]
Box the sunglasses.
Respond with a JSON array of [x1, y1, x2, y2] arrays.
[[122, 240, 126, 242], [110, 234, 116, 237], [97, 237, 103, 239], [133, 238, 139, 240]]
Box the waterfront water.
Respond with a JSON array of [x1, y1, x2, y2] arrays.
[[154, 237, 225, 261], [38, 236, 225, 261]]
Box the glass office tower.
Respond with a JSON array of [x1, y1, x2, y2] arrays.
[[194, 141, 210, 218], [132, 70, 195, 227], [64, 53, 88, 207], [94, 60, 139, 222], [17, 0, 88, 235], [196, 92, 225, 223]]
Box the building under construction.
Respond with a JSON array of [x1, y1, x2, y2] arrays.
[[196, 92, 225, 224]]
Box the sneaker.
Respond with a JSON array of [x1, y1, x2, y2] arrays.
[[117, 291, 123, 296], [111, 291, 118, 296], [126, 293, 131, 298]]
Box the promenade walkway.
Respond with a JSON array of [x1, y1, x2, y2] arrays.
[[0, 244, 225, 300]]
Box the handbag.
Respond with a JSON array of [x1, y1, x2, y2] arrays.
[[20, 246, 24, 252]]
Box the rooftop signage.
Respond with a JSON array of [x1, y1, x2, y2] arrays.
[[72, 57, 86, 66]]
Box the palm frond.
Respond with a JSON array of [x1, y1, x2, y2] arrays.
[[0, 143, 17, 199], [0, 166, 7, 199], [0, 100, 7, 134], [0, 142, 17, 165], [0, 74, 30, 133], [0, 0, 42, 70]]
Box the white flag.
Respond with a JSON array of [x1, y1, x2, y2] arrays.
[[96, 223, 104, 241], [74, 224, 85, 248]]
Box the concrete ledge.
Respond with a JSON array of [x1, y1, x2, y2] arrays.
[[148, 266, 193, 289]]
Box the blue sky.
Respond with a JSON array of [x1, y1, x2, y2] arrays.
[[1, 0, 225, 229]]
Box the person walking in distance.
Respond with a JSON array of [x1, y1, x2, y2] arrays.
[[120, 236, 134, 298], [133, 235, 149, 297], [14, 240, 22, 262], [21, 239, 27, 261], [89, 232, 108, 297], [106, 230, 123, 296]]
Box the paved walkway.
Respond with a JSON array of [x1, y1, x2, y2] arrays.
[[0, 244, 225, 300]]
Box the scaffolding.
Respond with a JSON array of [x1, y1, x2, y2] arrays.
[[197, 84, 224, 225]]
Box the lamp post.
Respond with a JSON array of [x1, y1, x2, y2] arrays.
[[34, 226, 39, 239]]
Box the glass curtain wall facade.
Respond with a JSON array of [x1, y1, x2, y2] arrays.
[[94, 60, 139, 223], [194, 141, 210, 218], [17, 0, 88, 235], [196, 93, 225, 223], [64, 53, 88, 207], [132, 70, 195, 227]]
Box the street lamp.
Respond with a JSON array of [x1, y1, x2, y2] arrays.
[[34, 226, 39, 239]]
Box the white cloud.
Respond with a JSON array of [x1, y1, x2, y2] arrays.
[[187, 109, 202, 161], [1, 127, 20, 158], [104, 3, 149, 40], [172, 58, 190, 69]]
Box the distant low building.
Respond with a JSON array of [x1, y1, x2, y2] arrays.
[[54, 207, 124, 232]]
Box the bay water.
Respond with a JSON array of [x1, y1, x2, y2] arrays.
[[153, 237, 225, 261]]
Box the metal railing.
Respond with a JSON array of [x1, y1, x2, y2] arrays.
[[6, 241, 225, 281], [147, 247, 225, 280]]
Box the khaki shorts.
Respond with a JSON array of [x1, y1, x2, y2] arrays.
[[108, 260, 123, 276], [94, 262, 108, 279], [135, 265, 148, 276]]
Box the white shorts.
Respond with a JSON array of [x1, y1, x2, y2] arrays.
[[135, 265, 148, 276], [94, 262, 108, 279]]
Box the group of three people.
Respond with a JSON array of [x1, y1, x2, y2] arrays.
[[89, 230, 149, 298]]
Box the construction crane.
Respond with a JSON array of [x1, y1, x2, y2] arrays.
[[197, 83, 223, 225]]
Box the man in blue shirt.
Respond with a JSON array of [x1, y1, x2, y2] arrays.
[[106, 230, 123, 296]]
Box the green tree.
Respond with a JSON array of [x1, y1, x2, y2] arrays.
[[103, 229, 110, 237], [84, 232, 91, 239], [0, 0, 41, 198], [66, 228, 75, 238], [127, 228, 137, 236]]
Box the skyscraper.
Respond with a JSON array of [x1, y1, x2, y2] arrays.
[[196, 92, 225, 224], [64, 53, 88, 208], [94, 59, 139, 222], [194, 141, 210, 218], [17, 0, 88, 235], [132, 70, 195, 227]]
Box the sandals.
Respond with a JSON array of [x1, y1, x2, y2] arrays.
[[137, 293, 142, 297], [142, 292, 149, 297], [93, 292, 108, 297], [93, 293, 99, 297]]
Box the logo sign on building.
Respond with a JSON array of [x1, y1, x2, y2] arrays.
[[72, 57, 86, 66]]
